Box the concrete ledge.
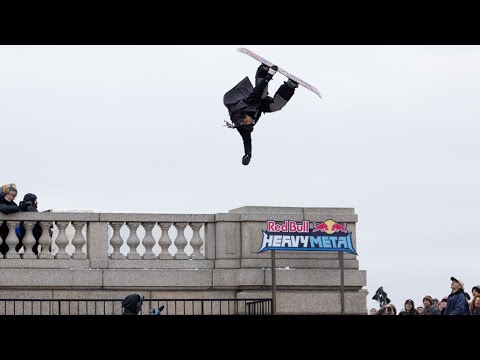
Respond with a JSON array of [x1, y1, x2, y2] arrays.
[[214, 213, 241, 222], [0, 259, 90, 269], [0, 269, 103, 287], [107, 259, 214, 269], [302, 214, 358, 222], [213, 269, 237, 287], [303, 207, 355, 215], [99, 213, 214, 222], [102, 269, 213, 288], [240, 258, 359, 269], [214, 259, 241, 269], [240, 213, 304, 222], [237, 269, 266, 286], [263, 269, 367, 287], [0, 212, 99, 221], [242, 252, 348, 260], [229, 206, 305, 214]]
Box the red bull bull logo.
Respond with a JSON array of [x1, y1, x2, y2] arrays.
[[312, 219, 348, 234]]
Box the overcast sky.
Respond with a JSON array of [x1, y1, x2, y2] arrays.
[[1, 45, 479, 312]]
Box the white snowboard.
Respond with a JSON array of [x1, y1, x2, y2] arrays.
[[237, 47, 322, 99]]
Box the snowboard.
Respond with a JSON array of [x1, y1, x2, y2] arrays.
[[237, 47, 322, 99]]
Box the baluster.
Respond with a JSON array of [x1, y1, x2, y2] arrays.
[[71, 222, 86, 259], [158, 222, 172, 259], [109, 222, 125, 259], [189, 222, 204, 259], [55, 222, 70, 259], [174, 222, 189, 259], [142, 222, 156, 259], [4, 221, 20, 259], [126, 222, 141, 260], [22, 221, 37, 259], [38, 221, 54, 259]]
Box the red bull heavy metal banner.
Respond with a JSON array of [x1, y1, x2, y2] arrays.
[[258, 220, 357, 255]]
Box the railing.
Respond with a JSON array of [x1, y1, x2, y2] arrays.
[[0, 298, 272, 315]]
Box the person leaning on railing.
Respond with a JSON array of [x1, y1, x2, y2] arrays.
[[0, 183, 20, 255]]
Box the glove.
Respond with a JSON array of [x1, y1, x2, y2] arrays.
[[19, 200, 32, 211], [264, 65, 278, 81]]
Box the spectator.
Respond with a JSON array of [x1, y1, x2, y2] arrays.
[[444, 276, 469, 315], [399, 299, 417, 315], [438, 297, 448, 315], [416, 306, 424, 315], [16, 193, 52, 255], [472, 285, 480, 298], [0, 183, 20, 255], [423, 295, 441, 315], [432, 298, 439, 308], [122, 294, 144, 315], [376, 303, 396, 315], [369, 307, 377, 315], [470, 294, 480, 315]]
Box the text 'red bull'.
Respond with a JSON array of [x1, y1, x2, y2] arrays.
[[267, 220, 310, 233]]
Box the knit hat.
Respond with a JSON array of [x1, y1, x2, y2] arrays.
[[405, 299, 414, 306], [472, 285, 480, 293], [23, 193, 37, 202], [1, 183, 17, 195], [423, 295, 433, 305]]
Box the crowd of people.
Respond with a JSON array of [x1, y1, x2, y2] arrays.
[[370, 277, 480, 315]]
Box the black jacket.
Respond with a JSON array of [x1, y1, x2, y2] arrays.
[[0, 194, 21, 255], [16, 203, 44, 255], [0, 194, 20, 215], [122, 294, 143, 315]]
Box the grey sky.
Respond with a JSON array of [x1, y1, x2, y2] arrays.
[[1, 45, 479, 312]]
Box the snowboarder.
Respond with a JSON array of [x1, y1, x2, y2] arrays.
[[223, 64, 298, 165]]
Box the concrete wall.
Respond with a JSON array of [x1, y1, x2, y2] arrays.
[[0, 206, 367, 314]]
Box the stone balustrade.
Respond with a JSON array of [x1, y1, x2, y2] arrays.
[[0, 206, 367, 314]]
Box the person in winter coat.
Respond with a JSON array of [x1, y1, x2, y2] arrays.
[[223, 63, 299, 165], [122, 294, 144, 315], [472, 285, 480, 299], [469, 294, 480, 315], [444, 276, 470, 315], [422, 295, 441, 315], [0, 183, 20, 255], [399, 299, 417, 315], [375, 303, 396, 315], [16, 193, 52, 255]]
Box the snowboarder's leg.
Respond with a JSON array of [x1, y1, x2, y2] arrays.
[[237, 128, 252, 166], [252, 64, 278, 100], [266, 79, 298, 112]]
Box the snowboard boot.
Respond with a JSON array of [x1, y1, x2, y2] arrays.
[[256, 64, 270, 78], [286, 79, 299, 88], [264, 65, 278, 82], [242, 153, 252, 166]]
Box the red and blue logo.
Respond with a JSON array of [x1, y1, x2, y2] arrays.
[[258, 220, 357, 255]]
